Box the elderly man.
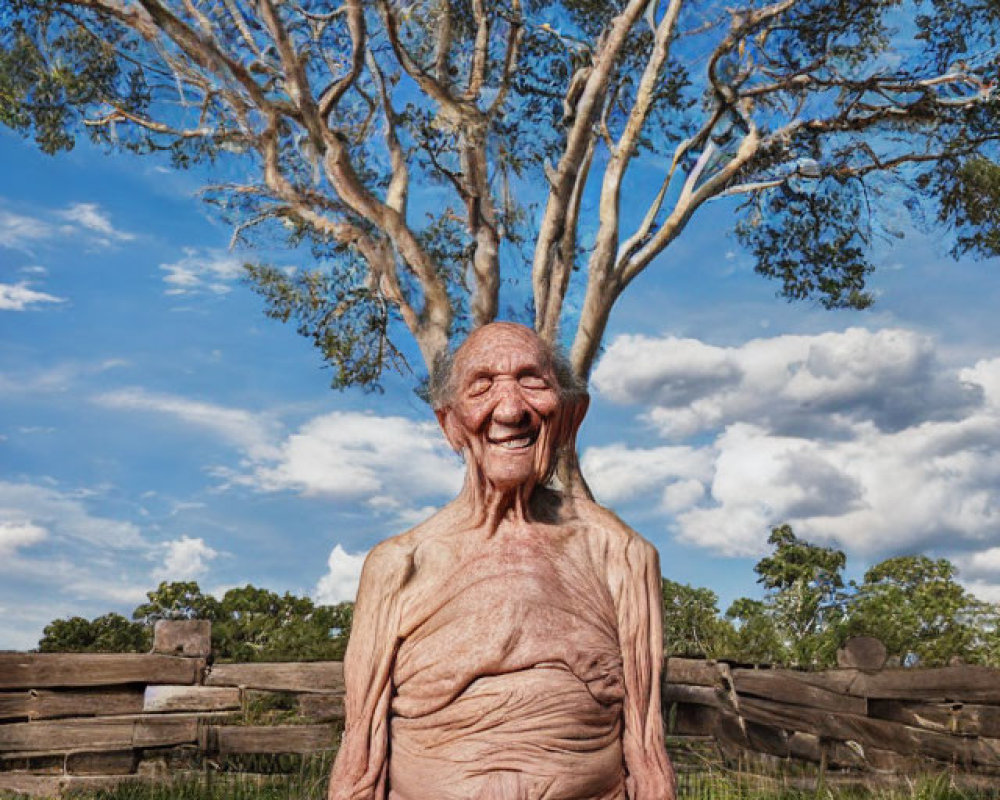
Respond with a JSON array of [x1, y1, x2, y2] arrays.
[[329, 322, 675, 800]]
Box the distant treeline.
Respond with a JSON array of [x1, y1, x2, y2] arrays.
[[38, 526, 1000, 669]]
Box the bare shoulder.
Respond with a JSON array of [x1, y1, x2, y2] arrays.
[[574, 496, 658, 560], [357, 503, 456, 589]]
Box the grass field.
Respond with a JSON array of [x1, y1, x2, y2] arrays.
[[4, 751, 1000, 799]]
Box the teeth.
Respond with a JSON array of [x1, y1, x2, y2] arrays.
[[499, 437, 531, 449]]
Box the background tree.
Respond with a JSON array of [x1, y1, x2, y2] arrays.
[[723, 597, 786, 665], [39, 612, 151, 653], [844, 555, 994, 667], [661, 578, 734, 658], [132, 580, 222, 625], [2, 2, 998, 488], [752, 524, 846, 668], [38, 581, 353, 660]]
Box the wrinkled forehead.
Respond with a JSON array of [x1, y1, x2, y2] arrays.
[[452, 324, 554, 383]]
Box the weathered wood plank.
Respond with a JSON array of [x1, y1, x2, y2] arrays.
[[0, 654, 202, 689], [0, 715, 199, 752], [737, 695, 1000, 767], [153, 620, 211, 657], [205, 662, 343, 693], [856, 666, 1000, 702], [0, 691, 30, 721], [297, 692, 344, 721], [0, 688, 145, 721], [66, 750, 138, 776], [661, 683, 723, 708], [664, 658, 720, 687], [731, 669, 867, 714], [143, 685, 240, 713], [211, 724, 337, 754]]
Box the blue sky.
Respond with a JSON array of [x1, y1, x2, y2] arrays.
[[2, 122, 999, 651]]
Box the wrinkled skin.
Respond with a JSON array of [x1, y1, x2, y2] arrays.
[[329, 323, 676, 800]]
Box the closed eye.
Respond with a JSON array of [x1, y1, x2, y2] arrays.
[[466, 377, 493, 396], [519, 377, 549, 390]]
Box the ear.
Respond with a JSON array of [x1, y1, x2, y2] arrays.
[[557, 392, 590, 451], [436, 406, 466, 452]]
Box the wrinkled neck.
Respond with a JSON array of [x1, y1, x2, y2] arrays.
[[454, 457, 538, 533]]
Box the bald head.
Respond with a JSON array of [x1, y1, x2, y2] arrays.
[[430, 323, 583, 411]]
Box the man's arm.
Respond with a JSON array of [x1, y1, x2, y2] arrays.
[[615, 534, 677, 800], [328, 542, 410, 800]]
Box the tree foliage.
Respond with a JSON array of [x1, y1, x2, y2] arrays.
[[661, 578, 733, 658], [39, 581, 353, 661], [39, 612, 151, 653], [2, 0, 998, 397], [845, 555, 996, 667]]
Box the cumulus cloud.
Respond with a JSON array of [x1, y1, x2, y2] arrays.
[[160, 248, 246, 295], [95, 389, 463, 512], [593, 328, 980, 438], [314, 544, 368, 605], [589, 328, 1000, 566], [0, 520, 48, 557], [250, 412, 463, 505], [0, 281, 65, 311], [582, 444, 713, 505], [152, 536, 218, 582]]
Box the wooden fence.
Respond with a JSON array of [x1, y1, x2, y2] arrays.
[[0, 621, 344, 797], [3, 625, 1000, 796]]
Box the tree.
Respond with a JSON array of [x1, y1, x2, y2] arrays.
[[38, 581, 352, 660], [211, 584, 352, 661], [723, 596, 786, 665], [661, 578, 733, 658], [2, 1, 998, 483], [845, 555, 993, 667], [132, 580, 222, 625], [39, 612, 151, 653], [752, 524, 846, 668]]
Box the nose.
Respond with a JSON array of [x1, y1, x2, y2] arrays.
[[491, 381, 529, 427]]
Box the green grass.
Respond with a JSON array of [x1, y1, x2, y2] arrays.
[[4, 753, 999, 800]]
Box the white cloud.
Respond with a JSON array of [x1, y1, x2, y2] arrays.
[[93, 388, 280, 460], [962, 580, 1000, 604], [314, 544, 368, 605], [250, 411, 463, 504], [0, 281, 65, 311], [0, 358, 127, 396], [160, 248, 246, 295], [589, 328, 1000, 568], [94, 389, 463, 510], [0, 202, 133, 252], [593, 328, 979, 438], [57, 203, 135, 243], [152, 536, 218, 582], [0, 209, 54, 250], [0, 482, 146, 551], [0, 520, 48, 557], [582, 444, 712, 505]]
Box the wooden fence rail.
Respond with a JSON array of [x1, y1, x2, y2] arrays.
[[3, 625, 1000, 796]]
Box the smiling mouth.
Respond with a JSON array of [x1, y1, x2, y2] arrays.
[[487, 430, 539, 450]]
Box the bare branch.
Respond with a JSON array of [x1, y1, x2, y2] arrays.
[[367, 50, 409, 216], [532, 0, 661, 340], [317, 0, 366, 122], [465, 0, 491, 100]]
